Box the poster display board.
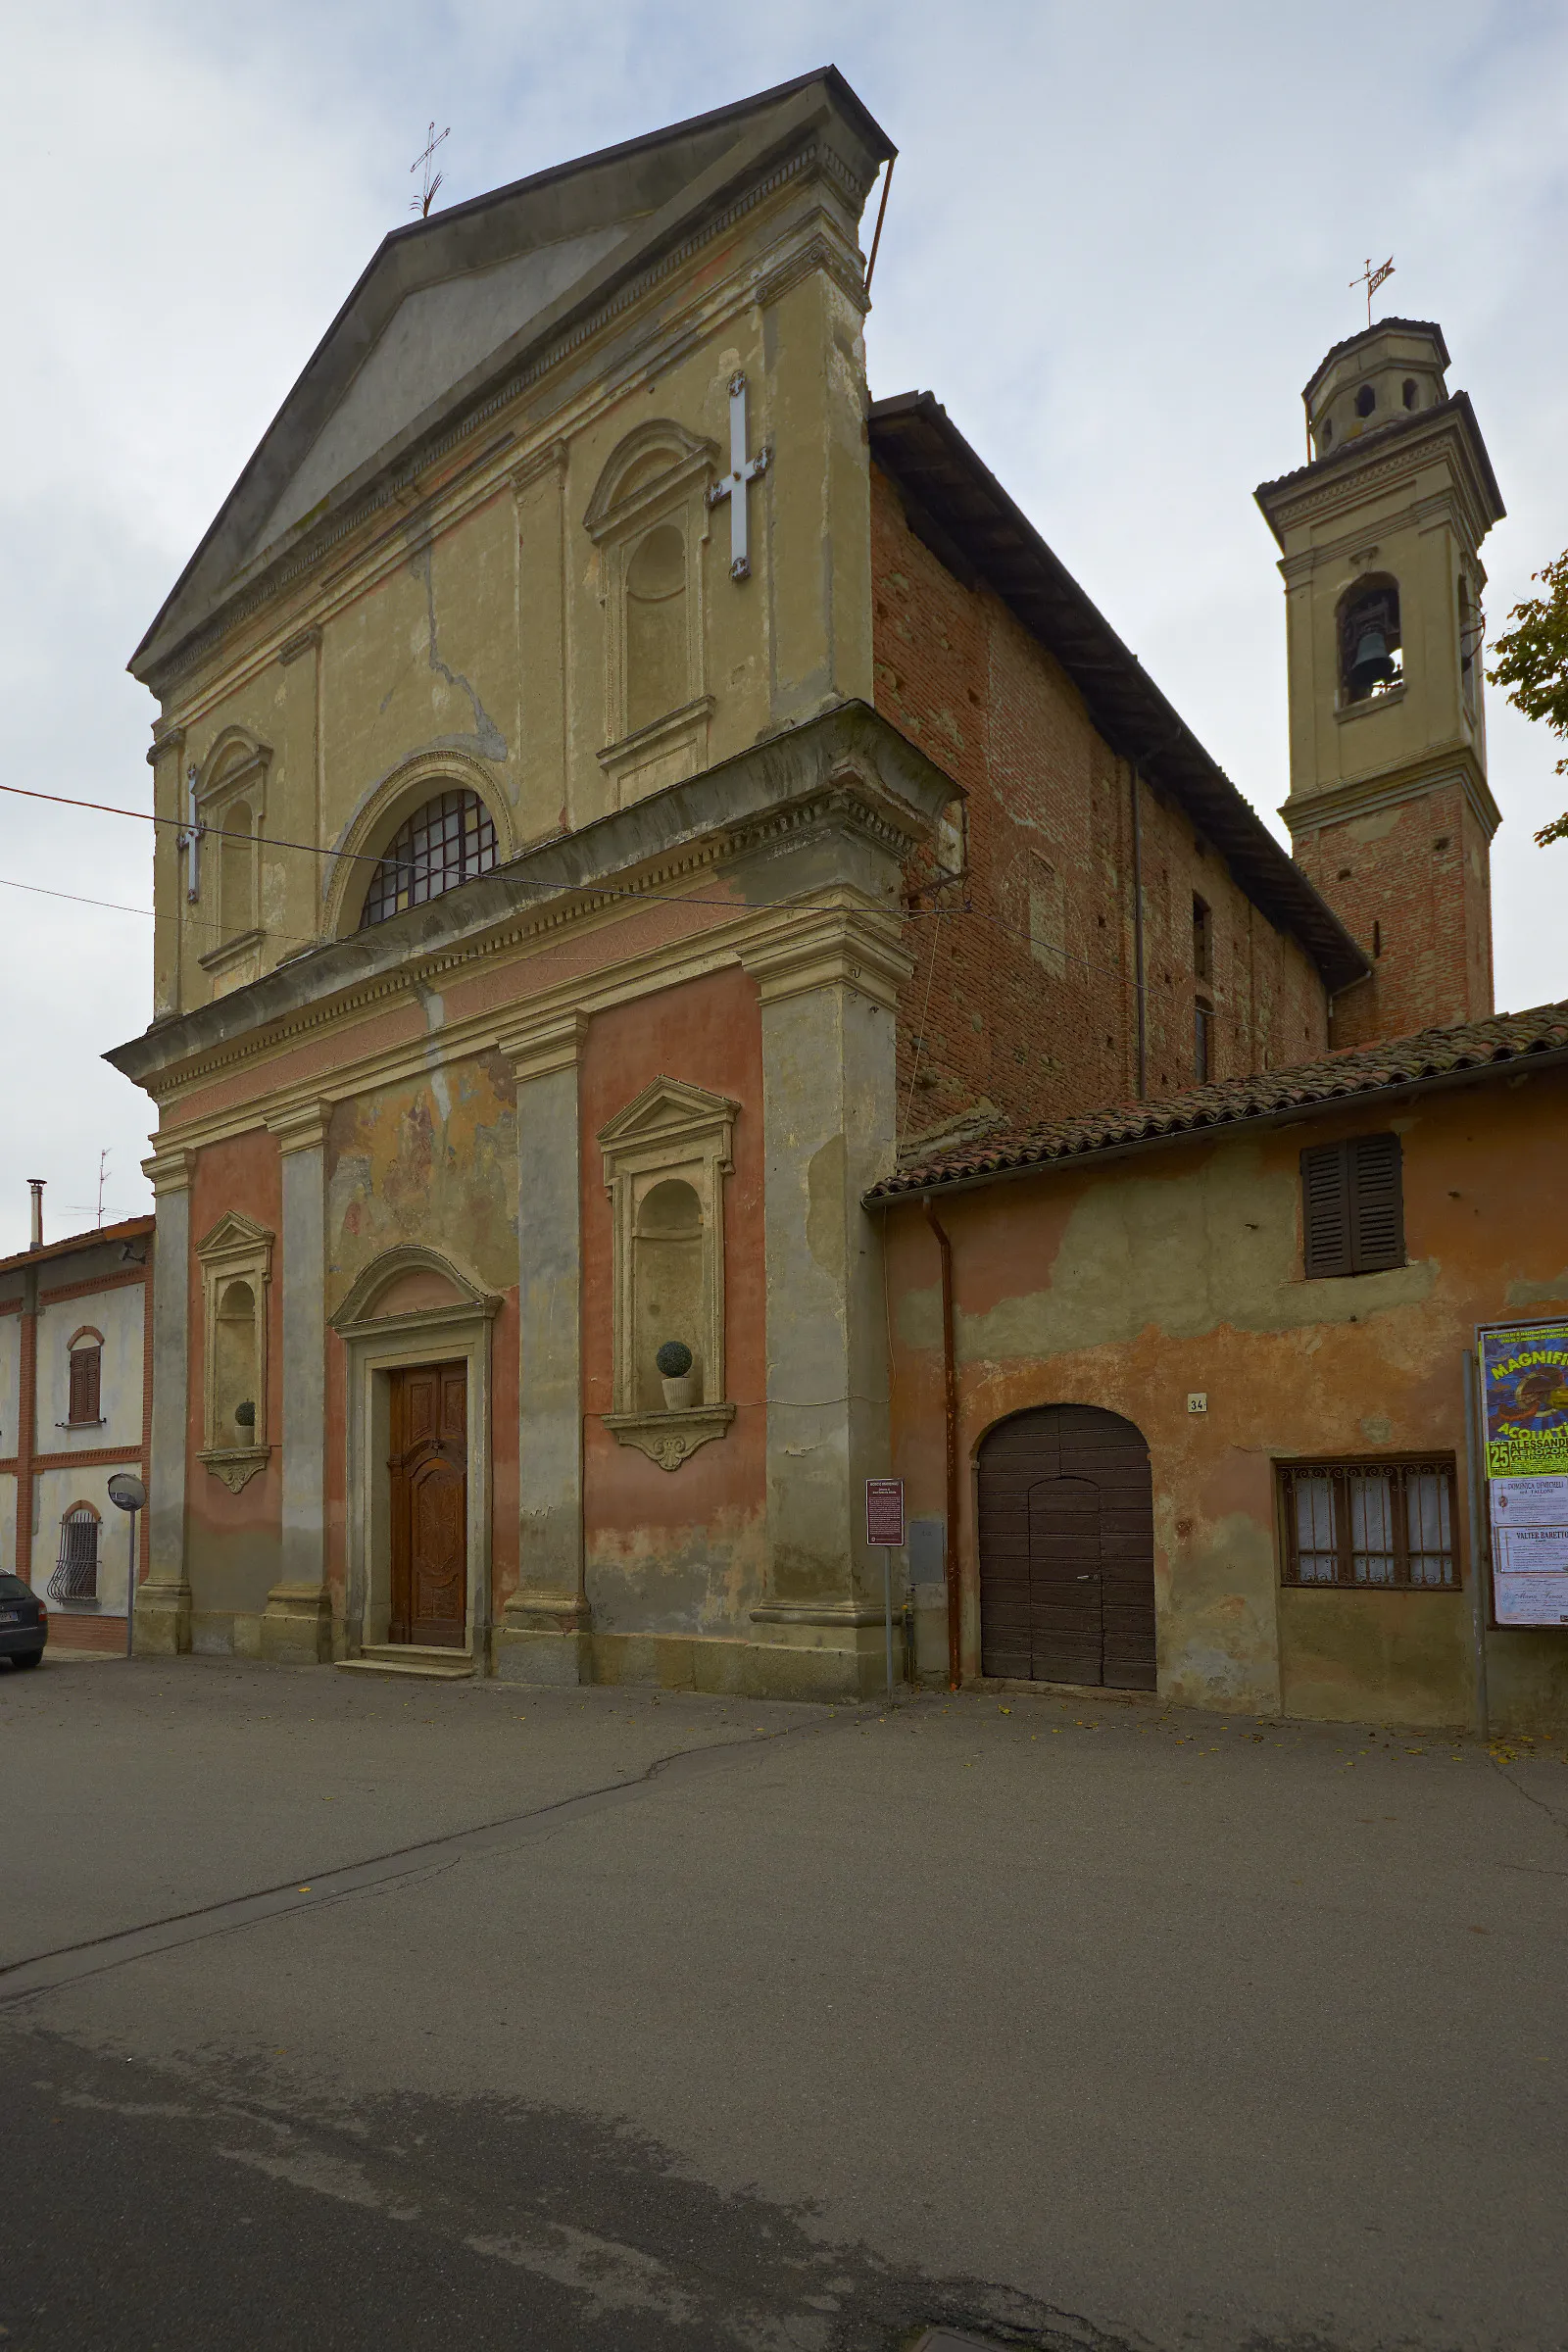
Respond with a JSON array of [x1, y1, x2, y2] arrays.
[[1479, 1324, 1568, 1627]]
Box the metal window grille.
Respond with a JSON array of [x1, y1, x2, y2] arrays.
[[361, 790, 498, 928], [69, 1344, 101, 1424], [1278, 1458, 1456, 1590], [47, 1505, 100, 1603]]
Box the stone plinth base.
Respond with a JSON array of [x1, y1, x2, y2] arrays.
[[260, 1583, 334, 1666], [492, 1592, 592, 1687], [133, 1581, 192, 1657]]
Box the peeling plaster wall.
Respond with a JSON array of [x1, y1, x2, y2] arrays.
[[884, 1070, 1568, 1735], [185, 1133, 283, 1652], [579, 966, 767, 1638]]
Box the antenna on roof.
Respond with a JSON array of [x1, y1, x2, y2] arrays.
[[1349, 255, 1395, 329], [410, 121, 450, 219]]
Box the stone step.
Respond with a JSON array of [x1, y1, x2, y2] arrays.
[[336, 1644, 474, 1682]]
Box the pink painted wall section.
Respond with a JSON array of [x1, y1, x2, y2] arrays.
[[883, 1069, 1568, 1736], [580, 965, 766, 1635]]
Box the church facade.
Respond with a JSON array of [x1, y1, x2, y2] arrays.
[[111, 70, 1534, 1711]]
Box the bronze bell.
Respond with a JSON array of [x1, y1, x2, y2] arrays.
[[1348, 624, 1396, 696]]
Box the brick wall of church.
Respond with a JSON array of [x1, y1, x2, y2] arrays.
[[868, 466, 1329, 1143]]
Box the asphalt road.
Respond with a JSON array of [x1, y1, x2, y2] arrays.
[[3, 1654, 1565, 2352]]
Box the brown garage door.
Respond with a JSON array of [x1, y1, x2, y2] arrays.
[[977, 1404, 1155, 1690]]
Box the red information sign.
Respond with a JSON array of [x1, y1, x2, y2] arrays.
[[865, 1478, 906, 1548]]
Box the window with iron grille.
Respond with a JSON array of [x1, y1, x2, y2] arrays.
[[47, 1503, 101, 1603], [1278, 1458, 1457, 1589], [68, 1340, 102, 1425], [1300, 1133, 1404, 1277], [360, 790, 498, 928]]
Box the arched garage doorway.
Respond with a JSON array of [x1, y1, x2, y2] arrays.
[[977, 1405, 1156, 1690]]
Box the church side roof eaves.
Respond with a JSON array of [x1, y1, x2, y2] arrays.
[[132, 69, 893, 684], [867, 1000, 1568, 1203], [866, 392, 1369, 996]]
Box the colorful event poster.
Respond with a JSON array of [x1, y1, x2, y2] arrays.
[[1479, 1322, 1568, 1479]]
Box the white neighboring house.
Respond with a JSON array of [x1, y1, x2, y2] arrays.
[[0, 1207, 153, 1651]]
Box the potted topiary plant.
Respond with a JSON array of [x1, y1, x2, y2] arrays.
[[234, 1400, 257, 1435], [656, 1341, 697, 1410]]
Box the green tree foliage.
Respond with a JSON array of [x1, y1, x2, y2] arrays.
[[1488, 552, 1568, 845]]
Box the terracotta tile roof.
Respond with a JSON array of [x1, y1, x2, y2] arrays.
[[867, 1002, 1568, 1204]]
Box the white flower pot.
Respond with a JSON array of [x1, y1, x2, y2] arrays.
[[661, 1374, 698, 1410]]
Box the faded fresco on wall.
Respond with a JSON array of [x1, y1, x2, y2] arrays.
[[325, 1050, 517, 1306]]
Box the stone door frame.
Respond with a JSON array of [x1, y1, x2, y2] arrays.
[[331, 1250, 499, 1659]]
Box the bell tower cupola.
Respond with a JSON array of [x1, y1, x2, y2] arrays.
[[1256, 318, 1505, 1047]]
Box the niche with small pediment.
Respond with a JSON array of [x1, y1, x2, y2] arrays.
[[584, 420, 718, 808], [598, 1078, 738, 1471], [194, 726, 271, 982], [196, 1211, 272, 1493]]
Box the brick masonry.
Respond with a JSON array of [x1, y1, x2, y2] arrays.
[[869, 466, 1329, 1146]]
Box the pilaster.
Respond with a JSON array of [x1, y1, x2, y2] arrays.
[[261, 1102, 333, 1664], [137, 1146, 195, 1655], [494, 1008, 591, 1684], [743, 912, 910, 1689]]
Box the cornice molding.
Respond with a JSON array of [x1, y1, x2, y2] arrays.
[[107, 703, 952, 1102], [739, 905, 910, 1010], [140, 1147, 194, 1197], [1282, 752, 1500, 845], [499, 1006, 590, 1084], [266, 1100, 333, 1155]]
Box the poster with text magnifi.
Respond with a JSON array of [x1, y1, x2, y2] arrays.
[[1479, 1320, 1568, 1626]]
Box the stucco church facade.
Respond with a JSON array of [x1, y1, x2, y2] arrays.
[[111, 70, 1521, 1705]]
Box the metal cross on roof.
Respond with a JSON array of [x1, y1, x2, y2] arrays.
[[1350, 255, 1396, 328], [707, 372, 769, 580]]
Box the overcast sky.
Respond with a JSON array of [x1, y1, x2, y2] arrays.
[[3, 0, 1565, 1254]]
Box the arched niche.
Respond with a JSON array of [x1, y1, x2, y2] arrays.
[[583, 419, 718, 806], [193, 725, 271, 976], [195, 1210, 272, 1493]]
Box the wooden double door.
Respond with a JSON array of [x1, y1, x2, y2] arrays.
[[389, 1361, 467, 1648], [977, 1404, 1156, 1690]]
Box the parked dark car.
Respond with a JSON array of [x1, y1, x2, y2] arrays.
[[0, 1574, 46, 1668]]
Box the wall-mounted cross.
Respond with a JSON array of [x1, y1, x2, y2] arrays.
[[176, 762, 205, 903], [707, 371, 770, 581]]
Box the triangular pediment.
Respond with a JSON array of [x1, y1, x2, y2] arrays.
[[598, 1077, 738, 1152], [196, 1210, 273, 1259], [132, 71, 891, 683]]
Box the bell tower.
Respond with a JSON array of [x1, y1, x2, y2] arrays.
[[1256, 319, 1505, 1045]]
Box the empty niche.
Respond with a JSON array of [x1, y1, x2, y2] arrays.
[[632, 1177, 705, 1412], [220, 800, 254, 940], [625, 523, 690, 735]]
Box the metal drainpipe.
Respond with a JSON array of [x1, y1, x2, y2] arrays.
[[921, 1194, 961, 1690]]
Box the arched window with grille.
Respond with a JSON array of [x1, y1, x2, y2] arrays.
[[68, 1327, 104, 1426], [360, 789, 498, 928], [47, 1502, 101, 1604]]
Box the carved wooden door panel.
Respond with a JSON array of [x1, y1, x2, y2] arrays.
[[389, 1361, 467, 1648]]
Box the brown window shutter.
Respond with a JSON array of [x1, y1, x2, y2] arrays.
[[1300, 1143, 1351, 1277], [69, 1346, 101, 1424], [1348, 1134, 1403, 1271]]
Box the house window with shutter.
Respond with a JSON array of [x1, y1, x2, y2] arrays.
[[1300, 1134, 1404, 1278], [67, 1328, 104, 1425], [1278, 1458, 1457, 1589]]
